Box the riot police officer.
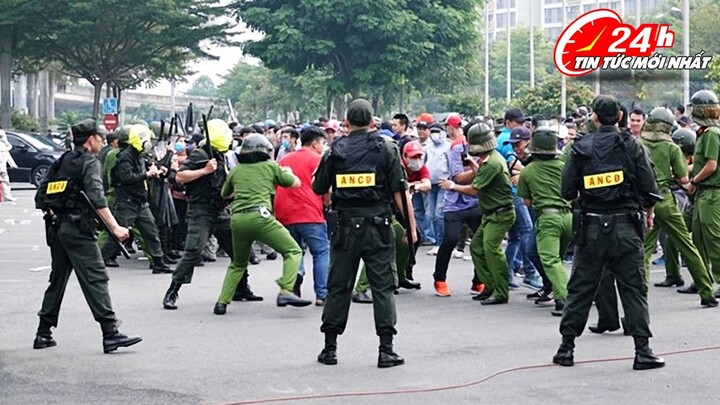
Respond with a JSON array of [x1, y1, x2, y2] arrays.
[[34, 119, 142, 353], [686, 90, 720, 296], [163, 119, 261, 310], [100, 124, 171, 274], [312, 98, 415, 368], [553, 95, 664, 370]]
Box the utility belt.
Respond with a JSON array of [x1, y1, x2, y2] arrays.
[[332, 215, 393, 250], [482, 205, 513, 216], [538, 207, 571, 216], [50, 210, 96, 234], [236, 206, 272, 218], [572, 209, 643, 247]]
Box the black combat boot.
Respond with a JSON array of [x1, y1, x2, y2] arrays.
[[163, 281, 182, 310], [378, 334, 404, 368], [317, 333, 338, 365], [33, 319, 57, 349], [167, 250, 182, 260], [249, 252, 261, 265], [632, 337, 665, 370], [101, 322, 142, 354], [398, 278, 421, 290], [293, 274, 303, 297], [104, 257, 119, 268], [654, 275, 684, 288], [552, 336, 575, 367], [162, 255, 178, 265], [152, 257, 173, 274], [233, 273, 264, 301]]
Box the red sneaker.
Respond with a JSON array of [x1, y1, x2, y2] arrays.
[[434, 281, 452, 297]]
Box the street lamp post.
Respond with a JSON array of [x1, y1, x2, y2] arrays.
[[530, 0, 535, 89], [682, 0, 690, 107], [561, 0, 567, 116], [506, 5, 512, 102], [485, 6, 490, 116]]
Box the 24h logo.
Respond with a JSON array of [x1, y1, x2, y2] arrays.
[[553, 9, 693, 77]]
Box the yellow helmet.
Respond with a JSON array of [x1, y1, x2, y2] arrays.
[[207, 119, 232, 153], [128, 124, 153, 153]]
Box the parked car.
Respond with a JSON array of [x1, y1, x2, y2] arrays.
[[30, 133, 66, 151], [6, 131, 64, 187]]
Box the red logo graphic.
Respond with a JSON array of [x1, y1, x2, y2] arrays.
[[554, 9, 675, 77]]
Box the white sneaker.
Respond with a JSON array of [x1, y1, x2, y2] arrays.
[[463, 255, 472, 261], [452, 249, 464, 259], [4, 196, 16, 202], [427, 246, 439, 256]]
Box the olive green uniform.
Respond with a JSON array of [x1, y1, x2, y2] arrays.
[[354, 218, 407, 294], [313, 130, 406, 337], [216, 161, 302, 304], [469, 150, 516, 302], [663, 189, 693, 278], [35, 147, 116, 329], [691, 126, 720, 282], [559, 128, 658, 338], [517, 157, 572, 301], [100, 147, 163, 261], [641, 138, 713, 298]]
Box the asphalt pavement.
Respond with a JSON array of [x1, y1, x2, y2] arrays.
[[1, 188, 719, 405]]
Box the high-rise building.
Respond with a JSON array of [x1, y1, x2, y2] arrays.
[[485, 0, 666, 41]]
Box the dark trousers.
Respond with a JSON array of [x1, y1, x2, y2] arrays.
[[560, 218, 652, 338], [172, 198, 188, 251], [321, 218, 397, 336], [434, 207, 481, 282], [39, 222, 116, 327], [101, 198, 163, 260]]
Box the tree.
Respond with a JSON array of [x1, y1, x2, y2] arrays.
[[513, 76, 595, 117], [23, 0, 232, 118], [489, 27, 554, 100], [185, 75, 218, 98], [232, 0, 483, 101]]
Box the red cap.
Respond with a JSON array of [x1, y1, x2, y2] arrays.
[[415, 113, 434, 124], [403, 140, 424, 157], [445, 114, 462, 128]]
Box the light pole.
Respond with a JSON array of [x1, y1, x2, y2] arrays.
[[561, 0, 567, 116], [506, 5, 512, 102], [594, 0, 600, 95], [682, 1, 690, 106], [530, 0, 535, 88], [485, 6, 490, 116]]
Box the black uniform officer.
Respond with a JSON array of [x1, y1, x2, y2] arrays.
[[553, 95, 664, 370], [163, 119, 261, 310], [312, 99, 416, 368], [100, 124, 171, 273], [34, 119, 142, 353]]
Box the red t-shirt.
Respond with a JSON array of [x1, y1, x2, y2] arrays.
[[405, 164, 431, 183], [275, 148, 325, 225]]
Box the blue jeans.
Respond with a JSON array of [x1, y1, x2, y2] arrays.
[[505, 196, 538, 281], [287, 223, 329, 300], [422, 185, 445, 246]]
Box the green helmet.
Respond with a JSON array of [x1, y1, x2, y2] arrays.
[[671, 128, 696, 155], [115, 125, 132, 144], [690, 90, 720, 126], [578, 113, 598, 134], [239, 133, 273, 157], [642, 107, 674, 135], [149, 121, 170, 140], [466, 123, 495, 155], [528, 121, 561, 155]]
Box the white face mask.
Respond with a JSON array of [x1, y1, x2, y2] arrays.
[[407, 159, 423, 172], [430, 132, 443, 143]]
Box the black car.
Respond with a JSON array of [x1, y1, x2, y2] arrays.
[[7, 131, 64, 187]]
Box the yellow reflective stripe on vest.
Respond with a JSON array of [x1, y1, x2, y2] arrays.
[[583, 170, 624, 189], [335, 173, 376, 188], [46, 180, 68, 194]]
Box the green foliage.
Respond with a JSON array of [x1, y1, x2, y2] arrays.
[[232, 0, 483, 98], [489, 27, 554, 100], [513, 77, 596, 117], [11, 110, 40, 131], [55, 110, 83, 131], [185, 75, 218, 98]]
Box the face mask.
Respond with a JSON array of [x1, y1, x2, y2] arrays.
[[430, 132, 442, 143], [407, 159, 423, 172], [281, 140, 290, 149], [174, 141, 186, 153]]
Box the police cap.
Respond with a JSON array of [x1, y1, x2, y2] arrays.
[[592, 95, 620, 120], [346, 98, 373, 127], [71, 119, 107, 143]]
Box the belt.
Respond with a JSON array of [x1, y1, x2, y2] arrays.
[[237, 206, 271, 214], [540, 208, 570, 215], [483, 205, 513, 216], [585, 212, 633, 223]]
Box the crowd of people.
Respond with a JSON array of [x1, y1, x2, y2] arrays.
[[25, 88, 720, 369]]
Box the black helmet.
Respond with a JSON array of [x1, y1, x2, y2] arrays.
[[239, 133, 273, 157], [690, 90, 720, 126], [671, 128, 696, 155]]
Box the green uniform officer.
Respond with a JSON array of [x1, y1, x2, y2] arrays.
[[553, 95, 664, 371], [98, 126, 150, 263], [34, 118, 141, 354], [517, 122, 572, 316], [639, 107, 717, 307], [687, 90, 720, 299], [440, 123, 515, 304], [313, 98, 413, 368], [99, 124, 170, 274], [213, 133, 309, 315], [163, 119, 261, 310]]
